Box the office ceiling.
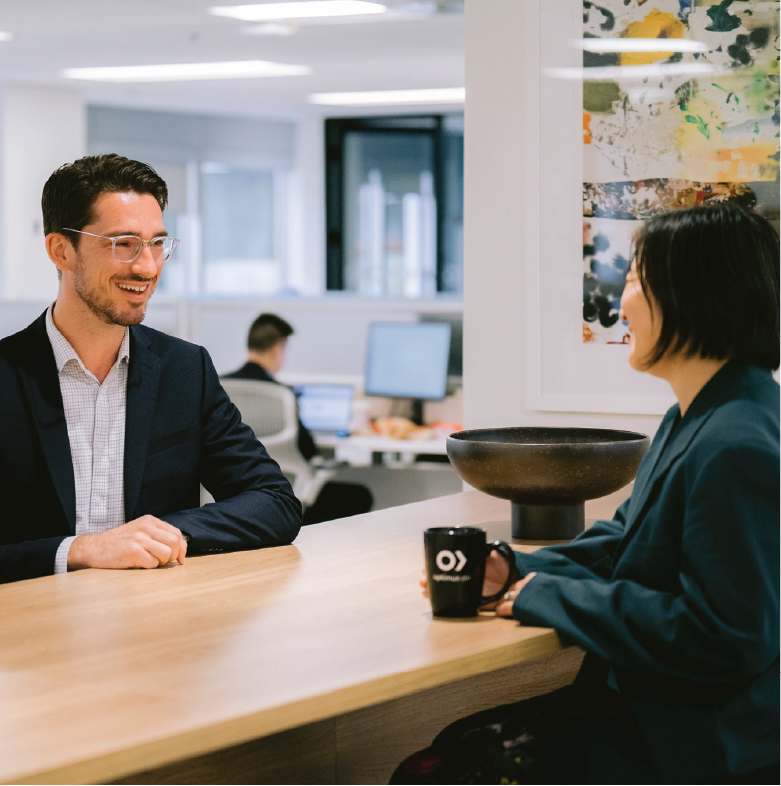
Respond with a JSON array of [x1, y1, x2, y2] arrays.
[[0, 0, 465, 118]]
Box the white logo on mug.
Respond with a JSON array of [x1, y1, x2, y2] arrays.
[[436, 549, 468, 572]]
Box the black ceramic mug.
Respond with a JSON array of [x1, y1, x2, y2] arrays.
[[424, 527, 516, 618]]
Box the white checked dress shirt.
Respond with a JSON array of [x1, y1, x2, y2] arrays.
[[47, 306, 130, 574]]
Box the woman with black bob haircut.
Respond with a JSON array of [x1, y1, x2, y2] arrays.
[[394, 202, 779, 785], [632, 201, 779, 371]]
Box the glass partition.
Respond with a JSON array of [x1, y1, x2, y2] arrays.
[[200, 165, 277, 295], [326, 114, 464, 297]]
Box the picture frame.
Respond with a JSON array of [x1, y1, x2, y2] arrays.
[[524, 0, 674, 415]]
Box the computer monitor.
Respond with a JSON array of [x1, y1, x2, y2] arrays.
[[363, 322, 451, 423], [293, 384, 354, 434]]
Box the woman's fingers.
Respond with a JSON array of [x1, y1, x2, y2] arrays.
[[493, 573, 537, 617]]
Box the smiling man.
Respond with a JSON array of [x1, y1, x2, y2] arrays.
[[0, 154, 302, 583]]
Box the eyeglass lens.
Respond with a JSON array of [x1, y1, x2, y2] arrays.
[[113, 236, 177, 263]]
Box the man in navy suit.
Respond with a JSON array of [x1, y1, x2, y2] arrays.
[[0, 154, 302, 584]]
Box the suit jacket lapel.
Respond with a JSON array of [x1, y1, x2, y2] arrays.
[[614, 362, 748, 562], [124, 328, 161, 521], [624, 407, 679, 525], [16, 313, 77, 533]]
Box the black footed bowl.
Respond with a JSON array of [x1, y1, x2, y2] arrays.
[[447, 427, 650, 540]]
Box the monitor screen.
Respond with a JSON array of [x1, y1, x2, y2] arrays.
[[363, 322, 451, 401], [293, 384, 354, 433]]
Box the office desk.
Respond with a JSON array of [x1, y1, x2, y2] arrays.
[[0, 487, 630, 785], [316, 433, 448, 466]]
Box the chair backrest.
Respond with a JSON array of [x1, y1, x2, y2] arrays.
[[220, 378, 318, 504], [221, 379, 297, 445]]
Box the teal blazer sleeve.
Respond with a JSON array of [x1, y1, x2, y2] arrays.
[[512, 498, 630, 582]]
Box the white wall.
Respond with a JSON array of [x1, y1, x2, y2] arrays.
[[463, 0, 664, 440], [0, 86, 85, 299]]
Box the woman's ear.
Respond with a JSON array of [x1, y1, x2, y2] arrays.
[[46, 232, 74, 275]]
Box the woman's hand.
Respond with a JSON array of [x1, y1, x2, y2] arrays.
[[483, 547, 517, 600], [419, 548, 525, 607], [494, 573, 537, 616]]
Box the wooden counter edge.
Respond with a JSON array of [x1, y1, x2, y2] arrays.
[[10, 631, 569, 785]]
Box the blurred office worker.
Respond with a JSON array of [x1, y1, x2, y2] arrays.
[[0, 154, 301, 585], [224, 312, 373, 524]]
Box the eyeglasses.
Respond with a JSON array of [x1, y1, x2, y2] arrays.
[[61, 228, 179, 264]]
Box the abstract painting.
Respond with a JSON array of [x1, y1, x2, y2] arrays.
[[582, 0, 780, 343]]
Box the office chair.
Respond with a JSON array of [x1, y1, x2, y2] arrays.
[[220, 378, 335, 509]]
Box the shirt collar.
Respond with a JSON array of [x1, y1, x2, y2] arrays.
[[45, 303, 130, 374]]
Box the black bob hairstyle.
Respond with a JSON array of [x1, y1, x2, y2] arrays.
[[633, 202, 780, 371], [41, 153, 168, 247]]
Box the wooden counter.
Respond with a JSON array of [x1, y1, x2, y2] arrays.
[[0, 487, 630, 785]]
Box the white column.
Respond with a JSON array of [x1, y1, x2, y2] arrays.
[[463, 0, 527, 428], [0, 86, 85, 300]]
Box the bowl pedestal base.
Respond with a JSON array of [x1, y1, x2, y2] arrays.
[[511, 502, 584, 540]]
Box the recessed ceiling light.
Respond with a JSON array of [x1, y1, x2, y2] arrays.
[[577, 38, 707, 53], [210, 1, 386, 22], [310, 87, 465, 106], [61, 60, 310, 82], [0, 32, 13, 42]]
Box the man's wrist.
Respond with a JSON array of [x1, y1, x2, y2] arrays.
[[66, 534, 95, 571]]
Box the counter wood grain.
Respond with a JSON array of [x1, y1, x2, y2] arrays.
[[0, 487, 629, 784]]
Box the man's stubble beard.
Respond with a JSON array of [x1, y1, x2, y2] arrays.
[[72, 252, 153, 327]]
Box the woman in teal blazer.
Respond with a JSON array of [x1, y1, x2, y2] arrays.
[[395, 203, 779, 784]]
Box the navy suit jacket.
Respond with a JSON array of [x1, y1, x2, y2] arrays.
[[0, 312, 302, 584], [514, 362, 780, 781]]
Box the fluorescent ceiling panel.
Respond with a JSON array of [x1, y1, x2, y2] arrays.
[[62, 60, 310, 82], [310, 87, 465, 105], [0, 31, 13, 42], [577, 38, 707, 53], [210, 1, 386, 21]]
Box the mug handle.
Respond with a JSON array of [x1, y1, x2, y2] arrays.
[[480, 541, 517, 605]]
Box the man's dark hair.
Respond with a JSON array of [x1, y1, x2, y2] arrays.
[[41, 154, 168, 247], [248, 313, 294, 352], [634, 202, 780, 371]]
